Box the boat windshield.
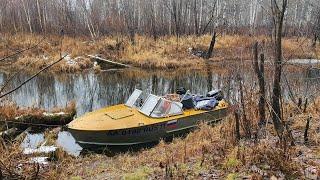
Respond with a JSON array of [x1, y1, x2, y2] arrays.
[[139, 94, 183, 118], [125, 89, 143, 107]]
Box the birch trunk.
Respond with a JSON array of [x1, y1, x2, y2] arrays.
[[21, 0, 32, 33]]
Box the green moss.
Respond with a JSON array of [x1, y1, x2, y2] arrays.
[[177, 163, 189, 175], [192, 161, 207, 175], [223, 147, 241, 169], [122, 166, 152, 180], [70, 176, 82, 180], [223, 156, 240, 170], [226, 173, 238, 180]]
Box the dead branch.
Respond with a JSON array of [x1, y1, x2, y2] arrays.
[[0, 54, 67, 99]]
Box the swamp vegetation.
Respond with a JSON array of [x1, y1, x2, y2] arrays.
[[0, 0, 320, 179]]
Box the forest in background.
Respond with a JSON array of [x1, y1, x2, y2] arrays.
[[0, 0, 319, 39]]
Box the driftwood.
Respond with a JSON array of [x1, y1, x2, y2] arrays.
[[88, 55, 131, 68]]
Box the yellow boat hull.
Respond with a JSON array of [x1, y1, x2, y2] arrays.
[[68, 105, 228, 146]]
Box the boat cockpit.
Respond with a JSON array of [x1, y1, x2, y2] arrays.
[[125, 88, 226, 118], [125, 89, 183, 118]]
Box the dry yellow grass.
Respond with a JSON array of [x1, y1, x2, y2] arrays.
[[45, 93, 320, 179], [55, 119, 306, 179], [1, 33, 319, 72], [1, 94, 320, 179], [0, 101, 75, 129]]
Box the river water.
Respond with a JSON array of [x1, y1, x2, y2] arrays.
[[1, 69, 229, 116], [0, 66, 319, 156]]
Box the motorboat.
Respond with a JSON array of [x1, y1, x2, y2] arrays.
[[68, 89, 228, 147]]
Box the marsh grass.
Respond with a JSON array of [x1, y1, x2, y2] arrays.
[[0, 97, 319, 179], [0, 101, 75, 132], [1, 33, 318, 72], [47, 93, 320, 179]]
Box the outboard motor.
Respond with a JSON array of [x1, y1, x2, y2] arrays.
[[176, 87, 187, 95], [207, 89, 223, 101]]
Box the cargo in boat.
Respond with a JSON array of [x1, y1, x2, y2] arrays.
[[68, 88, 228, 147]]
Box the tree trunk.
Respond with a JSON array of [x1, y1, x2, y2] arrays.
[[312, 33, 317, 47], [253, 42, 266, 126], [21, 0, 32, 33], [234, 110, 241, 141], [238, 74, 251, 138], [205, 32, 217, 59], [36, 0, 43, 32], [193, 0, 198, 35], [130, 28, 135, 45], [304, 116, 311, 144], [271, 0, 287, 139]]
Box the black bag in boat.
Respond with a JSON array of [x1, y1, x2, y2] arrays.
[[181, 94, 195, 109], [207, 90, 223, 101]]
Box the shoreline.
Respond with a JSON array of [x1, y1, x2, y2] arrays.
[[0, 33, 318, 73]]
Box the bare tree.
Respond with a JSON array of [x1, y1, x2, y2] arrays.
[[312, 6, 320, 47], [253, 42, 266, 127], [0, 0, 317, 37], [205, 31, 217, 59], [21, 0, 33, 33], [270, 0, 287, 139]]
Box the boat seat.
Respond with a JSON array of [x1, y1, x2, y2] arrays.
[[163, 94, 180, 102]]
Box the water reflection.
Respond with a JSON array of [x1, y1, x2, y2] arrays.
[[0, 68, 319, 116], [1, 69, 235, 116]]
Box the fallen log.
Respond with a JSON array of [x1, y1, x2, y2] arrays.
[[16, 111, 75, 125], [88, 55, 131, 68], [0, 102, 76, 131], [2, 110, 76, 129]]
